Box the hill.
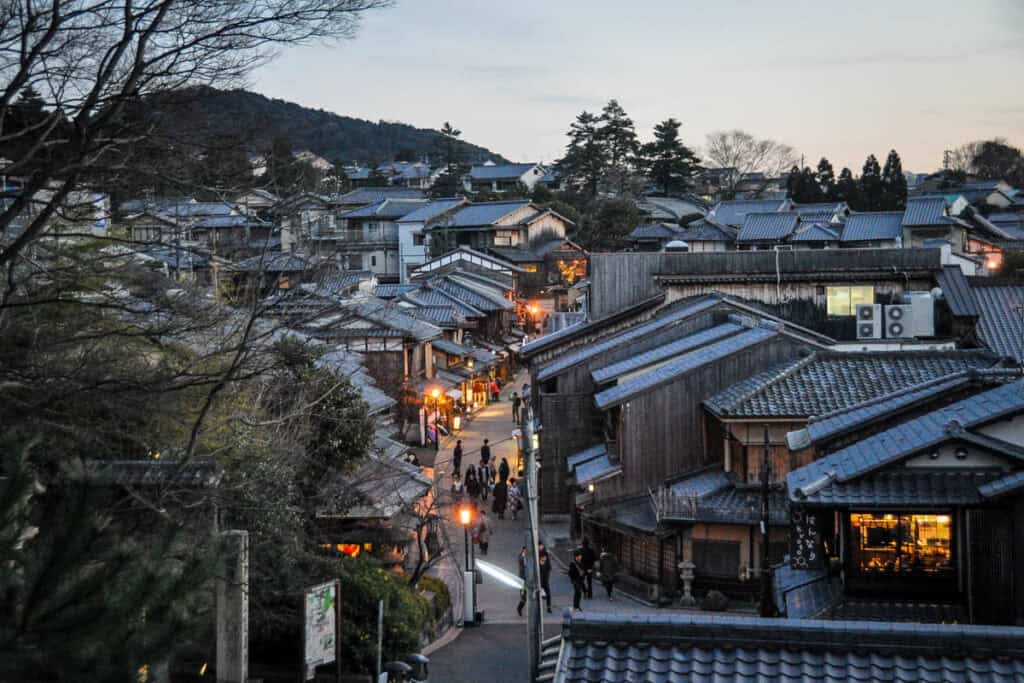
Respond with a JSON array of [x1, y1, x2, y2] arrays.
[[141, 87, 507, 165]]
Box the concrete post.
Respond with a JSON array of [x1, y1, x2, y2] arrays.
[[216, 530, 249, 683]]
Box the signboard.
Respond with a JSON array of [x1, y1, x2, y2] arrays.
[[789, 507, 824, 570], [304, 580, 339, 679]]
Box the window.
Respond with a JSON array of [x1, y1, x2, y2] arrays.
[[849, 513, 953, 577], [523, 264, 538, 273], [693, 539, 741, 578], [413, 232, 425, 246], [826, 285, 873, 316], [371, 255, 377, 267]]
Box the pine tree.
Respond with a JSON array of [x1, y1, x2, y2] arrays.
[[559, 111, 607, 198], [836, 167, 861, 208], [859, 154, 884, 211], [638, 118, 701, 196], [786, 165, 824, 203], [597, 99, 639, 170], [880, 149, 908, 210], [430, 122, 467, 197], [816, 157, 836, 201]]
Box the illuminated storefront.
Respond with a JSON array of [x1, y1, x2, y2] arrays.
[[849, 512, 953, 578]]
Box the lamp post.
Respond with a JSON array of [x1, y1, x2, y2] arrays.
[[430, 388, 441, 451], [458, 505, 475, 625]]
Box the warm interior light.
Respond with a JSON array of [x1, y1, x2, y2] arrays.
[[453, 415, 462, 431], [459, 507, 472, 526], [937, 515, 950, 524], [532, 433, 540, 450], [587, 483, 595, 493]]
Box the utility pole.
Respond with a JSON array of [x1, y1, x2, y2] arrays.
[[521, 403, 543, 681], [759, 425, 773, 618]]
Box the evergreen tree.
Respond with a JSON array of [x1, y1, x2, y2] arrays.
[[597, 99, 639, 170], [880, 149, 908, 210], [786, 165, 824, 203], [368, 159, 390, 185], [430, 122, 468, 197], [858, 154, 884, 211], [638, 118, 701, 196], [559, 111, 607, 198], [835, 166, 861, 208], [816, 157, 836, 201]]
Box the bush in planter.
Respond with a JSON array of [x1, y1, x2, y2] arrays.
[[700, 589, 729, 612], [417, 575, 451, 621]]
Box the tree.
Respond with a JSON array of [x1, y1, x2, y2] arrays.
[[638, 118, 701, 196], [880, 149, 908, 210], [858, 154, 884, 211], [702, 130, 799, 198], [835, 166, 861, 208], [430, 122, 467, 198], [575, 198, 641, 251], [394, 148, 417, 163], [786, 165, 824, 203], [368, 159, 391, 186], [597, 100, 639, 171], [816, 158, 836, 201], [972, 139, 1024, 186], [559, 111, 607, 198]]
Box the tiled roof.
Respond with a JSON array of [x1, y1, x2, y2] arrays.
[[396, 198, 467, 224], [488, 246, 542, 263], [373, 283, 418, 298], [433, 275, 514, 311], [566, 444, 607, 472], [404, 305, 462, 327], [709, 199, 789, 228], [161, 201, 235, 218], [796, 468, 1005, 506], [663, 482, 790, 525], [788, 222, 839, 242], [343, 300, 443, 341], [318, 270, 373, 295], [337, 198, 427, 219], [591, 322, 742, 384], [935, 265, 979, 316], [331, 187, 425, 205], [788, 379, 1024, 498], [573, 454, 620, 485], [772, 561, 841, 619], [443, 200, 532, 227], [469, 163, 540, 180], [736, 211, 799, 242], [232, 252, 308, 272], [668, 467, 731, 497], [902, 196, 947, 226], [402, 286, 485, 318], [971, 280, 1024, 360], [594, 326, 778, 409], [677, 218, 737, 242], [824, 599, 967, 624], [707, 350, 996, 419], [979, 469, 1024, 499], [840, 211, 904, 242], [792, 201, 845, 216], [582, 494, 659, 534], [432, 338, 473, 356], [627, 222, 684, 240], [552, 613, 1024, 683], [536, 296, 722, 382], [194, 214, 266, 229]]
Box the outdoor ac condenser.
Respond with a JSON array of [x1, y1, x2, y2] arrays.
[[884, 304, 913, 339], [856, 304, 883, 340]]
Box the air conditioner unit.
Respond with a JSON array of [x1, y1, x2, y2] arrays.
[[856, 304, 883, 340], [884, 304, 913, 338], [905, 292, 936, 337]]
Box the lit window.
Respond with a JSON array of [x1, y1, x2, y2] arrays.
[[523, 264, 538, 273], [826, 286, 873, 316], [850, 513, 952, 576]]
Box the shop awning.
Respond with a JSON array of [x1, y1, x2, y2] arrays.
[[446, 388, 463, 400], [567, 444, 607, 473], [432, 338, 474, 356], [575, 454, 622, 486]]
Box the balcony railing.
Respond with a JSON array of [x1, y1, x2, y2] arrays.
[[313, 228, 399, 243]]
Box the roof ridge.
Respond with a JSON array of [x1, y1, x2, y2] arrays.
[[719, 352, 818, 414]]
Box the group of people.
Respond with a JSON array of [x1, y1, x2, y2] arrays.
[[516, 542, 554, 615], [452, 438, 524, 521], [514, 538, 620, 615]]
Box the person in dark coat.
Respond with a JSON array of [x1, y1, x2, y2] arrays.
[[580, 537, 596, 599], [516, 546, 527, 616], [568, 551, 586, 612], [498, 457, 510, 484], [598, 547, 619, 601], [492, 480, 508, 519], [452, 439, 463, 481], [479, 438, 491, 465], [464, 467, 480, 500], [538, 551, 553, 613], [511, 392, 521, 422]]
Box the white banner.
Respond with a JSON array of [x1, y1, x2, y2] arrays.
[[304, 580, 338, 678]]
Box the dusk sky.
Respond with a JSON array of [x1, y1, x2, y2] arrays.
[[254, 0, 1024, 173]]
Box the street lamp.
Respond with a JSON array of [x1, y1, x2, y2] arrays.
[[430, 388, 441, 451], [458, 505, 475, 625]]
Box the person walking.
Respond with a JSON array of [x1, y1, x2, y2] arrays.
[[475, 510, 491, 556], [598, 547, 619, 601], [568, 551, 586, 612], [516, 546, 527, 617], [507, 477, 521, 520], [511, 391, 521, 423], [490, 378, 500, 402], [465, 467, 480, 501], [492, 479, 508, 519], [479, 438, 491, 466], [538, 551, 553, 614], [452, 439, 463, 481], [580, 538, 596, 599], [498, 457, 510, 485], [477, 461, 492, 502]]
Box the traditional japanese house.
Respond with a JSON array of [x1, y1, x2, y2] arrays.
[[786, 379, 1024, 625]]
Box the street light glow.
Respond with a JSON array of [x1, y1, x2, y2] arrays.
[[459, 507, 472, 526], [430, 388, 440, 399], [476, 559, 524, 590]]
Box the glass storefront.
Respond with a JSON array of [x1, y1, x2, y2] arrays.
[[849, 513, 953, 577]]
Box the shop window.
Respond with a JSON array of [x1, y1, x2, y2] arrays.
[[849, 513, 953, 576], [826, 285, 873, 316], [523, 264, 538, 273], [693, 539, 740, 578]]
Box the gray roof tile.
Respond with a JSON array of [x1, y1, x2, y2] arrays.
[[337, 198, 427, 219], [709, 199, 789, 228], [840, 211, 904, 242], [594, 326, 777, 409], [395, 198, 467, 224], [798, 468, 1004, 506], [789, 222, 840, 242], [442, 200, 532, 227], [935, 265, 979, 316], [627, 222, 685, 240], [971, 281, 1024, 361], [331, 187, 425, 205], [736, 211, 799, 242], [591, 322, 742, 384], [469, 163, 540, 180], [902, 196, 948, 226], [573, 454, 620, 485], [677, 218, 737, 242], [566, 444, 607, 472], [979, 468, 1024, 499]]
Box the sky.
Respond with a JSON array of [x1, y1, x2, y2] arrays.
[[253, 0, 1024, 173]]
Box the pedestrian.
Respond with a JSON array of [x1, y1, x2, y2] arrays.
[[568, 551, 586, 612], [492, 479, 508, 519], [598, 547, 619, 601], [538, 551, 552, 613], [480, 438, 491, 466], [580, 537, 596, 599], [498, 457, 510, 484], [508, 477, 521, 520], [452, 439, 463, 481], [465, 467, 480, 500], [511, 391, 521, 422], [476, 461, 492, 501], [476, 510, 491, 555], [489, 378, 500, 402], [516, 546, 527, 617]]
